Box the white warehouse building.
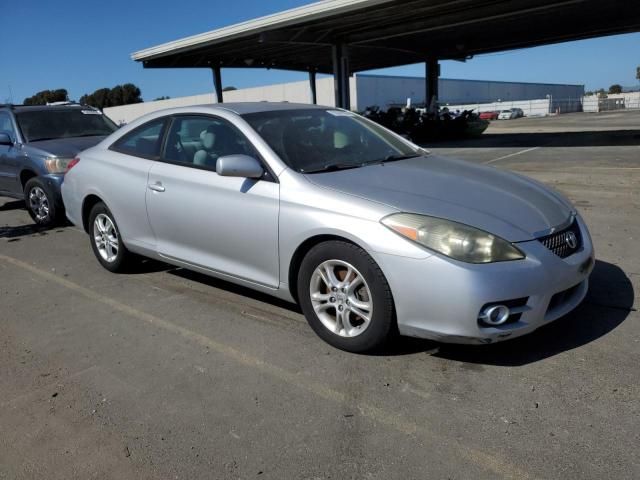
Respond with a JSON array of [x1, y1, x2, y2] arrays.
[[357, 74, 584, 107], [104, 74, 585, 124]]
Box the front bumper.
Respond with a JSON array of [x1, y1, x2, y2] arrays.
[[41, 173, 65, 208], [372, 214, 595, 344]]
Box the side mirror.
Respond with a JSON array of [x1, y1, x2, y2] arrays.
[[0, 133, 13, 146], [216, 154, 264, 179]]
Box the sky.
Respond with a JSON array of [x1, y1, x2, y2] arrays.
[[1, 0, 639, 103]]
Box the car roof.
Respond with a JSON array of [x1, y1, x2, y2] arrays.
[[3, 102, 331, 117], [0, 104, 93, 113], [189, 102, 330, 115]]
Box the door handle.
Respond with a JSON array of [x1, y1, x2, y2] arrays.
[[148, 182, 165, 192]]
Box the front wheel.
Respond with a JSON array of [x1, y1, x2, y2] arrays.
[[24, 178, 60, 227], [88, 202, 134, 273], [297, 241, 395, 353]]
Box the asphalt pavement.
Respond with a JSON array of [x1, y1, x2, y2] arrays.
[[1, 110, 638, 479]]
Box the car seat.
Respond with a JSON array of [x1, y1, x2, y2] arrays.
[[194, 123, 244, 168], [193, 128, 218, 167], [165, 131, 188, 162]]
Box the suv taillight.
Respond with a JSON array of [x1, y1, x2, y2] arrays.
[[66, 157, 80, 172]]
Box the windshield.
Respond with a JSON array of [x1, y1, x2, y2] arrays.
[[242, 109, 421, 173], [16, 108, 118, 142]]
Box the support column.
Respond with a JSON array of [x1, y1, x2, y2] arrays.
[[332, 43, 350, 109], [425, 58, 440, 113], [212, 66, 223, 103], [309, 70, 317, 105]]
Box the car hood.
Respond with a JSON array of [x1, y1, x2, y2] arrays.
[[27, 136, 107, 157], [304, 155, 574, 242]]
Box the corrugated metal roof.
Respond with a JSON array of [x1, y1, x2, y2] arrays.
[[132, 0, 393, 61], [131, 0, 640, 73]]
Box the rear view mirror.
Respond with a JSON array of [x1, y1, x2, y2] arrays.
[[0, 133, 13, 146], [216, 154, 264, 179]]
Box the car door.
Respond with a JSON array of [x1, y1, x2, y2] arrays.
[[0, 112, 21, 194], [145, 114, 280, 288], [104, 117, 168, 249]]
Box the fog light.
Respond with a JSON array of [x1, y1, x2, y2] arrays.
[[479, 305, 511, 326]]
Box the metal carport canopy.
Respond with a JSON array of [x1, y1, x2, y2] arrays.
[[132, 0, 640, 108], [132, 0, 640, 73]]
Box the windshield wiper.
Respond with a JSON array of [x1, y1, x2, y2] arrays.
[[29, 137, 60, 142], [370, 153, 422, 165], [303, 154, 422, 173], [302, 163, 362, 174]]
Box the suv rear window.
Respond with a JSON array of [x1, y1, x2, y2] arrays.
[[16, 109, 117, 142]]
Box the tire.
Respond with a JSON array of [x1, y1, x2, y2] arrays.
[[88, 202, 134, 273], [24, 177, 60, 227], [297, 241, 395, 353]]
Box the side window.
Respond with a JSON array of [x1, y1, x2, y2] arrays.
[[111, 118, 166, 158], [163, 115, 257, 169], [0, 112, 16, 139]]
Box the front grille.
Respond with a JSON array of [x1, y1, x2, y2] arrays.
[[538, 220, 582, 258]]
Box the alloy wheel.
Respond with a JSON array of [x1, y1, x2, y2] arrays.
[[28, 186, 50, 222], [93, 213, 119, 263], [309, 259, 373, 337]]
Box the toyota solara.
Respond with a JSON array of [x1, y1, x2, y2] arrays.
[[61, 103, 594, 352]]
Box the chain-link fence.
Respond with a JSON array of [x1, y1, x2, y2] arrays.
[[443, 98, 584, 117], [447, 93, 640, 116], [583, 93, 640, 112]]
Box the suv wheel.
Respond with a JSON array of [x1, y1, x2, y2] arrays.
[[24, 177, 58, 227]]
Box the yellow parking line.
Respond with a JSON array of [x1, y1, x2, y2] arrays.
[[485, 147, 540, 164], [575, 166, 640, 170], [0, 253, 536, 480]]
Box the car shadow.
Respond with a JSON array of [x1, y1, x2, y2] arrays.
[[394, 260, 634, 365], [157, 259, 632, 364], [0, 224, 52, 240], [153, 258, 634, 362], [125, 258, 178, 275], [0, 200, 25, 212], [427, 129, 640, 148], [168, 268, 303, 313]]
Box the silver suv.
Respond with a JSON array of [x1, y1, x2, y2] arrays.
[[0, 103, 117, 226]]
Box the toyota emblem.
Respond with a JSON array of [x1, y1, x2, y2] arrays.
[[565, 231, 578, 249]]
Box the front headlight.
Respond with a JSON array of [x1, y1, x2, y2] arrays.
[[381, 213, 524, 263], [44, 156, 73, 174]]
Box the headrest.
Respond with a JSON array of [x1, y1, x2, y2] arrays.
[[202, 131, 216, 149]]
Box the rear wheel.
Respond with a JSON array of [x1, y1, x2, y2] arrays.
[[88, 202, 134, 273], [297, 241, 395, 353], [24, 177, 59, 227]]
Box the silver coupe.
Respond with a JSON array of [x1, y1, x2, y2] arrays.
[[61, 103, 594, 352]]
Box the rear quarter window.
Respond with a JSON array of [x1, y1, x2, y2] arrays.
[[110, 119, 166, 159]]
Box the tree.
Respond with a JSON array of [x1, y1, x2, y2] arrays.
[[79, 83, 143, 109], [108, 85, 124, 106], [23, 89, 68, 105], [608, 84, 623, 94], [121, 83, 142, 105], [80, 88, 110, 109], [153, 96, 171, 101], [222, 86, 237, 92], [636, 66, 640, 82], [596, 88, 607, 99]]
